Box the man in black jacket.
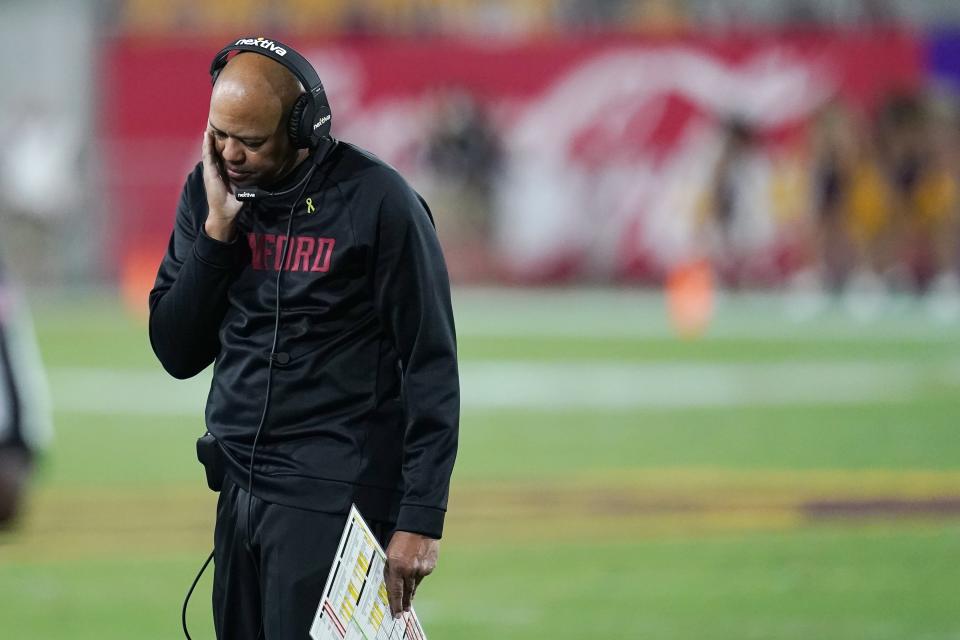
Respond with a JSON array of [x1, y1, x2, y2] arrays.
[[149, 42, 459, 638]]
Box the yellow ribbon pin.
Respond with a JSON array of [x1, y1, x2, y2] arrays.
[[305, 197, 316, 214]]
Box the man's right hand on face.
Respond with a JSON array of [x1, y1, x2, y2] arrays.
[[202, 129, 244, 242]]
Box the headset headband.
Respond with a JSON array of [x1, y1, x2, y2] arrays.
[[209, 36, 331, 147]]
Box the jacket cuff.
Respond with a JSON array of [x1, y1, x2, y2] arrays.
[[194, 227, 241, 268], [395, 504, 446, 539]]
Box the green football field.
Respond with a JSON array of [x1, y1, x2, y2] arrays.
[[2, 289, 959, 639]]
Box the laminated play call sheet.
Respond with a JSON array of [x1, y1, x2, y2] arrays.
[[310, 506, 427, 640]]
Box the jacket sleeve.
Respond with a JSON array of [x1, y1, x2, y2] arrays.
[[148, 171, 243, 379], [372, 180, 459, 539]]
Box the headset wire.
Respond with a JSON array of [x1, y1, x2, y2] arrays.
[[180, 150, 328, 639]]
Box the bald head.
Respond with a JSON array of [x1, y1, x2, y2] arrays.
[[208, 52, 308, 188], [212, 52, 303, 119]]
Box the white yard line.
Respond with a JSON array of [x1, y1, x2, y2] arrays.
[[47, 359, 960, 415], [452, 288, 960, 340]]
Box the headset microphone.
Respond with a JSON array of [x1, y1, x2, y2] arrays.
[[232, 139, 337, 203], [234, 189, 264, 201], [232, 165, 314, 202]]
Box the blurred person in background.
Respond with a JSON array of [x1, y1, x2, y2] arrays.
[[808, 99, 894, 315], [423, 89, 502, 280], [877, 93, 960, 298], [806, 91, 960, 317], [0, 102, 82, 284], [878, 93, 934, 290], [697, 118, 778, 288], [809, 100, 862, 292], [0, 252, 52, 528], [149, 38, 458, 638], [920, 95, 960, 312]]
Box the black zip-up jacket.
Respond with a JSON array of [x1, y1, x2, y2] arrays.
[[149, 141, 459, 538]]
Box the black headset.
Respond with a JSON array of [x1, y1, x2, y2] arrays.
[[209, 36, 332, 148]]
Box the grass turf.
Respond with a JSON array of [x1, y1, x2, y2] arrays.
[[2, 291, 958, 639]]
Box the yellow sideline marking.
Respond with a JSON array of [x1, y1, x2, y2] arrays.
[[455, 468, 960, 502], [2, 468, 959, 562]]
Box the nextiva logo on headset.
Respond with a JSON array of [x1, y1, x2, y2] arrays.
[[233, 37, 288, 57]]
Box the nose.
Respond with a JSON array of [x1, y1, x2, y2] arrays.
[[221, 138, 245, 165]]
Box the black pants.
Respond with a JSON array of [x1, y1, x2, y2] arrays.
[[213, 478, 394, 640]]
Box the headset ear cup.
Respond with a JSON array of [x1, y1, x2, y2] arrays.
[[288, 93, 312, 148]]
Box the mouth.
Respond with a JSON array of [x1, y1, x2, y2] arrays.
[[226, 167, 253, 183]]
